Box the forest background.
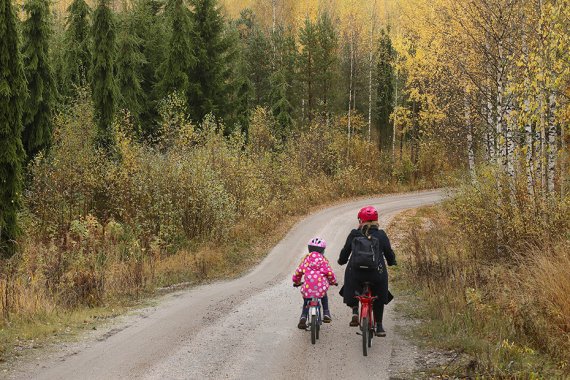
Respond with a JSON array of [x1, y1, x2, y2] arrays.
[[0, 0, 568, 376]]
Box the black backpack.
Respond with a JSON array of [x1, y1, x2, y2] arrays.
[[350, 231, 381, 271]]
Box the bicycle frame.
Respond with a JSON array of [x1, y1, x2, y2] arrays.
[[355, 285, 376, 328], [355, 283, 377, 356]]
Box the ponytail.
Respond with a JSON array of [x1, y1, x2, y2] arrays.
[[360, 221, 379, 237]]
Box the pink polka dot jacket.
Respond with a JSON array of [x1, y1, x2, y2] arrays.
[[292, 252, 337, 299]]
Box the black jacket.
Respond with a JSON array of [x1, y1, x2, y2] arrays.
[[337, 226, 396, 306]]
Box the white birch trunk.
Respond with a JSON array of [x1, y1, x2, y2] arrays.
[[525, 101, 535, 197], [562, 123, 566, 198], [465, 94, 476, 181], [392, 69, 398, 161], [522, 32, 535, 198], [540, 93, 547, 198], [547, 93, 556, 194]]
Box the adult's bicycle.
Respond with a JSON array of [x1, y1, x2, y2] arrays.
[[355, 282, 377, 356]]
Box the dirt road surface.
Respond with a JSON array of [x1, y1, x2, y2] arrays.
[[9, 190, 444, 380]]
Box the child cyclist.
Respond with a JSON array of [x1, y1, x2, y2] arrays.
[[292, 237, 337, 329]]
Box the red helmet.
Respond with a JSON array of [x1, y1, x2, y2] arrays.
[[358, 206, 378, 223]]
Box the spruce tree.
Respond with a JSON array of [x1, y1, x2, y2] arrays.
[[63, 0, 91, 93], [278, 26, 298, 118], [375, 29, 395, 151], [0, 0, 27, 258], [298, 17, 318, 123], [22, 0, 56, 159], [270, 68, 293, 139], [188, 0, 233, 122], [315, 11, 338, 122], [236, 10, 271, 107], [131, 0, 167, 137], [155, 0, 194, 97], [91, 0, 117, 152], [116, 12, 146, 125]]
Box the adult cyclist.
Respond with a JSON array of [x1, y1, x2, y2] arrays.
[[337, 206, 396, 337]]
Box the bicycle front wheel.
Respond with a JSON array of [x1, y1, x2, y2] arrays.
[[362, 317, 368, 356], [311, 315, 317, 344]]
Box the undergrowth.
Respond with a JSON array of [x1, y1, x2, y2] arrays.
[[0, 92, 449, 361], [392, 172, 570, 378]]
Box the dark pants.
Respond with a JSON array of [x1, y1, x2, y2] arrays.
[[352, 302, 384, 324], [300, 295, 329, 319]]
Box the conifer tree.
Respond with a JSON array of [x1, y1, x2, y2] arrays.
[[63, 0, 91, 93], [188, 0, 233, 122], [375, 29, 395, 151], [273, 26, 298, 121], [236, 10, 271, 107], [22, 0, 56, 158], [0, 0, 27, 258], [298, 17, 318, 123], [315, 11, 338, 121], [270, 68, 293, 139], [155, 0, 194, 98], [91, 0, 117, 152], [130, 0, 167, 137], [116, 12, 146, 125]]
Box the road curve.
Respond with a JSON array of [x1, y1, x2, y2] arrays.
[[13, 189, 444, 380]]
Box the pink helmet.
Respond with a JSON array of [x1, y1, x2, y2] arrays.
[[358, 206, 378, 223], [308, 237, 326, 253]]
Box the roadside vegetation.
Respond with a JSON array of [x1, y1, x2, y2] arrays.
[[392, 175, 569, 378], [0, 94, 447, 360]]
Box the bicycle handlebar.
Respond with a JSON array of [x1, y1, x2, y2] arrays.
[[294, 281, 338, 287]]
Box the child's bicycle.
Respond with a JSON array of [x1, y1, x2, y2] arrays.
[[355, 282, 377, 356], [294, 282, 337, 344]]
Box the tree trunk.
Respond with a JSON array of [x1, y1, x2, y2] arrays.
[[367, 0, 377, 143], [392, 69, 398, 162], [465, 94, 475, 182], [547, 93, 556, 194], [347, 23, 354, 161]]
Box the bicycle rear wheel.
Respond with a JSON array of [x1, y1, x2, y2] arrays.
[[362, 317, 368, 356], [316, 316, 320, 340], [311, 315, 317, 344]]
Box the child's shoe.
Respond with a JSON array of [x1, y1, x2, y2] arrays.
[[323, 311, 332, 323], [297, 317, 307, 329]]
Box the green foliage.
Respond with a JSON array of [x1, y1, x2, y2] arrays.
[[298, 17, 318, 122], [271, 25, 298, 127], [116, 12, 146, 126], [91, 0, 117, 153], [0, 0, 27, 258], [269, 68, 293, 138], [155, 0, 194, 98], [375, 28, 394, 151], [315, 11, 338, 119], [63, 0, 91, 93], [21, 0, 57, 159], [188, 0, 234, 123], [235, 9, 271, 107], [129, 0, 167, 138]]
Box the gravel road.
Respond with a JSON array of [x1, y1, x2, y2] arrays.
[[10, 189, 444, 380]]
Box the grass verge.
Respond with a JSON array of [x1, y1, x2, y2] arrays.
[[388, 206, 569, 379]]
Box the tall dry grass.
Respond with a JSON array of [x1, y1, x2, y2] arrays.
[[397, 172, 570, 377]]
